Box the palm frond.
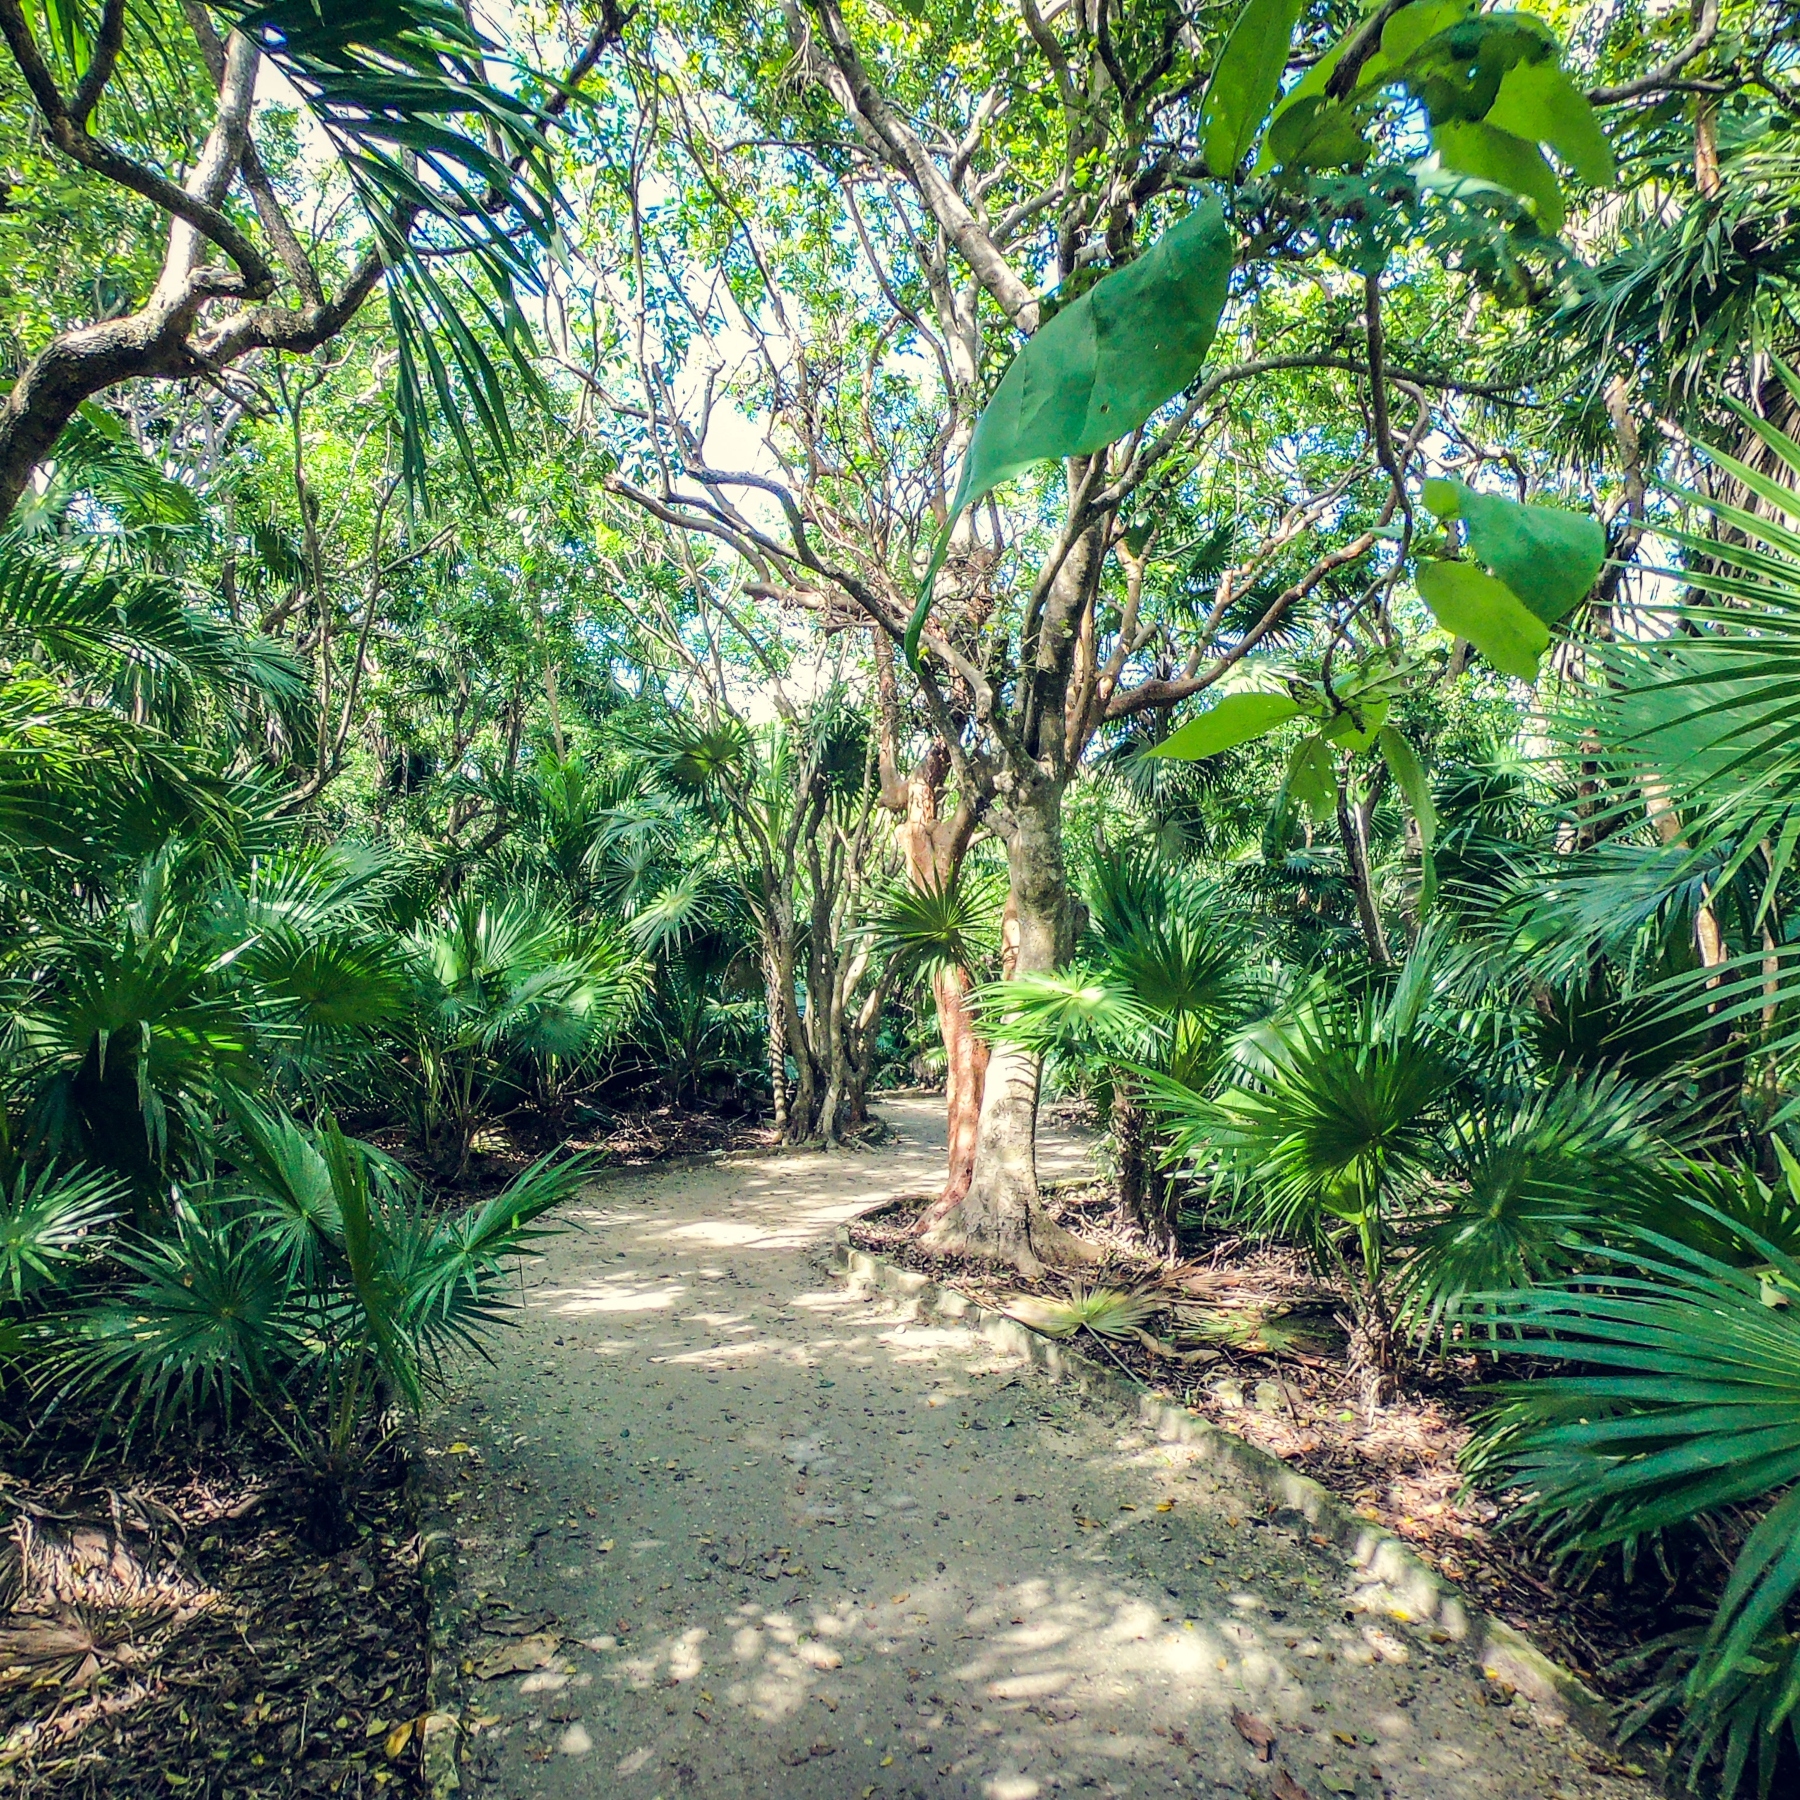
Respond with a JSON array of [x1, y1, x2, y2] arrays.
[[0, 1163, 122, 1305], [1464, 1212, 1800, 1794], [1003, 1284, 1161, 1340]]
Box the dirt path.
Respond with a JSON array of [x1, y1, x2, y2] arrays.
[[431, 1100, 1644, 1800]]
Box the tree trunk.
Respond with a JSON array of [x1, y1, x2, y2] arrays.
[[936, 962, 987, 1204], [765, 951, 789, 1133], [920, 787, 1094, 1273]]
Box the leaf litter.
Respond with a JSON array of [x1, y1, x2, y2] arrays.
[[0, 1433, 428, 1797]]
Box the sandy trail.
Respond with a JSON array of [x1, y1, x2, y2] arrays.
[[432, 1099, 1640, 1800]]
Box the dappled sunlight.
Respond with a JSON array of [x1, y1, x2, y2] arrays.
[[443, 1101, 1615, 1800], [533, 1279, 688, 1315]]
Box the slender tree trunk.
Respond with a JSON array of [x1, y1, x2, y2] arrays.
[[873, 640, 988, 1197], [1336, 785, 1392, 966], [765, 950, 788, 1133], [935, 963, 988, 1204], [921, 787, 1093, 1274]]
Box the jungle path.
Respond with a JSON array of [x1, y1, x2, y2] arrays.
[[430, 1100, 1641, 1800]]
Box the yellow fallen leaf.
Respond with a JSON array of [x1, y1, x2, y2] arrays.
[[880, 1755, 894, 1767], [385, 1719, 418, 1760], [598, 1539, 615, 1553], [448, 1442, 473, 1454], [1155, 1500, 1176, 1513], [891, 1593, 910, 1604]]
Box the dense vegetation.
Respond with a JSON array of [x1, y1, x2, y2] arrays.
[[2, 0, 1799, 1790]]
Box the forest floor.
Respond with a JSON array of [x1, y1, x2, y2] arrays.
[[424, 1098, 1654, 1800], [850, 1179, 1676, 1707]]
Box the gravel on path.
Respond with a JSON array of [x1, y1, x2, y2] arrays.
[[429, 1099, 1649, 1800]]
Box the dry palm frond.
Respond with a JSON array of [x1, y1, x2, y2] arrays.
[[1002, 1283, 1161, 1340]]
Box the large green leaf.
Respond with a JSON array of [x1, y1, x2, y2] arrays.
[[1483, 58, 1616, 185], [1429, 119, 1564, 233], [1201, 0, 1307, 178], [1400, 13, 1557, 126], [907, 200, 1233, 664], [1150, 690, 1302, 760], [1281, 733, 1338, 824], [1423, 477, 1605, 622], [1377, 725, 1436, 854], [1378, 724, 1437, 908], [1415, 558, 1549, 681]]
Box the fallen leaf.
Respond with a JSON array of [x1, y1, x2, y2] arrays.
[[1155, 1500, 1176, 1513], [1231, 1710, 1277, 1761], [1271, 1772, 1313, 1800], [447, 1442, 473, 1454], [598, 1540, 615, 1554], [473, 1632, 560, 1679], [385, 1719, 418, 1760]]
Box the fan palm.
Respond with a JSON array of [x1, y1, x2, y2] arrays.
[[1545, 361, 1800, 1094], [1465, 1213, 1800, 1798], [1145, 952, 1448, 1391], [402, 888, 641, 1170], [53, 1104, 591, 1540], [983, 852, 1246, 1251]]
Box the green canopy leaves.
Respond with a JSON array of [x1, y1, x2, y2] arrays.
[[907, 199, 1233, 664], [1257, 0, 1615, 229], [1415, 478, 1605, 679], [1201, 0, 1308, 179]]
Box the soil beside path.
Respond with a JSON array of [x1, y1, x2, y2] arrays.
[[428, 1100, 1647, 1800]]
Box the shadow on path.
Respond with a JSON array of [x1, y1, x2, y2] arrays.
[[432, 1099, 1640, 1800]]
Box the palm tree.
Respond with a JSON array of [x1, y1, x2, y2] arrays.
[[869, 862, 1003, 1218]]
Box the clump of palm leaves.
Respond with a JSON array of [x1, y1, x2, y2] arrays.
[[13, 1103, 589, 1544], [399, 886, 642, 1173], [1463, 1209, 1800, 1799], [1145, 950, 1448, 1395], [980, 850, 1249, 1251]]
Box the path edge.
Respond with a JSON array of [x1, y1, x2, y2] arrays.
[[406, 1431, 471, 1798], [834, 1229, 1629, 1761]]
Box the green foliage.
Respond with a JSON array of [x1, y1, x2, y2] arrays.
[[1262, 0, 1615, 232], [1201, 0, 1308, 179], [1466, 1219, 1800, 1796], [908, 199, 1233, 661], [871, 865, 1004, 986]]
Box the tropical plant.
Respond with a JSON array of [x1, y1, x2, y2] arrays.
[[1145, 950, 1449, 1392], [1465, 1214, 1800, 1798], [46, 1105, 591, 1542], [400, 888, 641, 1172], [1003, 1285, 1160, 1341], [981, 851, 1247, 1250]]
